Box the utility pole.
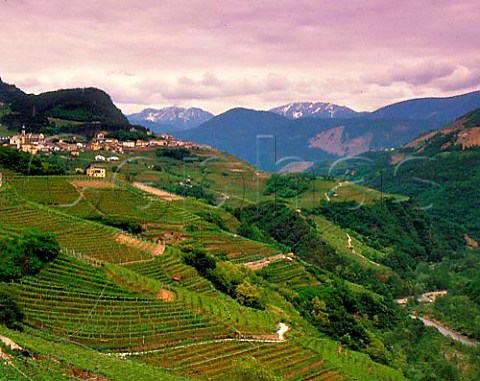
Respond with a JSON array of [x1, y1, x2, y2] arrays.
[[380, 172, 384, 207]]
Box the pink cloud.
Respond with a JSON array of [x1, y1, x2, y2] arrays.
[[365, 61, 457, 87], [0, 0, 478, 113]]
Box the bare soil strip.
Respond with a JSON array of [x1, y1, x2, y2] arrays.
[[114, 233, 165, 256], [243, 253, 293, 271], [156, 289, 175, 302], [0, 336, 23, 363], [132, 182, 183, 201], [70, 180, 117, 188]]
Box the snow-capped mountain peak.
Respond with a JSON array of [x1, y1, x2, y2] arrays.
[[269, 102, 359, 119], [127, 106, 214, 130]]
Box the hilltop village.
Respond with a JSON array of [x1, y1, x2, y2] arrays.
[[3, 126, 211, 155], [1, 127, 213, 176]]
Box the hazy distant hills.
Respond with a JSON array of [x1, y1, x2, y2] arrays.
[[269, 101, 361, 119], [127, 106, 214, 133], [177, 92, 480, 171], [177, 108, 442, 171], [369, 91, 480, 122]]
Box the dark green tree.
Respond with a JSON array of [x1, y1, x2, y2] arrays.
[[0, 285, 24, 330]]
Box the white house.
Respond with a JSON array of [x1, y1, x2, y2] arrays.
[[122, 141, 135, 148]]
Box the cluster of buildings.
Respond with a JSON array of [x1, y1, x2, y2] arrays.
[[3, 128, 208, 156], [1, 127, 212, 178]]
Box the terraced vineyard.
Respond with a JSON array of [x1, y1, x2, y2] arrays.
[[10, 175, 82, 205], [188, 229, 282, 263], [313, 215, 386, 265], [257, 259, 320, 290], [12, 253, 232, 351], [0, 190, 151, 264], [0, 165, 415, 380], [141, 340, 344, 380], [125, 247, 216, 294], [8, 175, 101, 218]]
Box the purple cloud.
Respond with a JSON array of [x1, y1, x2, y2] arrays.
[[0, 0, 478, 113], [365, 61, 457, 87]]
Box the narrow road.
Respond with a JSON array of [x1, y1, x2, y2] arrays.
[[411, 315, 479, 347]]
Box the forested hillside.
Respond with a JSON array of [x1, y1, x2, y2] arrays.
[[0, 79, 137, 135]]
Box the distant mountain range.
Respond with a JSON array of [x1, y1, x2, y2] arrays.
[[369, 91, 480, 122], [177, 108, 442, 172], [129, 91, 480, 138], [177, 91, 480, 171], [3, 76, 480, 172], [269, 102, 361, 119], [127, 107, 214, 133]]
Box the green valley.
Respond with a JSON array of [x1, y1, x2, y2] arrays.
[[0, 134, 479, 381]]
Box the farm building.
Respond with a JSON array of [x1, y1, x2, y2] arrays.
[[86, 165, 106, 178]]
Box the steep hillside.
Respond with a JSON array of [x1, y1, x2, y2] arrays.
[[36, 87, 129, 125], [329, 108, 480, 241], [405, 108, 480, 151], [0, 78, 26, 103], [1, 87, 129, 131], [0, 79, 135, 135]]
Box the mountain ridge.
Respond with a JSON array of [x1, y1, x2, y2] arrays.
[[0, 78, 27, 103], [127, 106, 214, 132], [178, 108, 443, 171], [269, 101, 360, 119], [370, 90, 480, 122], [405, 107, 480, 151], [0, 79, 133, 134]]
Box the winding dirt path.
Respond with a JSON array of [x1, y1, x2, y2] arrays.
[[410, 315, 479, 347]]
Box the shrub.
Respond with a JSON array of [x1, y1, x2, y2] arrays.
[[155, 148, 191, 160], [0, 229, 60, 281], [0, 285, 24, 330], [235, 279, 264, 309], [183, 247, 216, 276]]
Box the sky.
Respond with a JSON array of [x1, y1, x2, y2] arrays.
[[1, 0, 479, 115]]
